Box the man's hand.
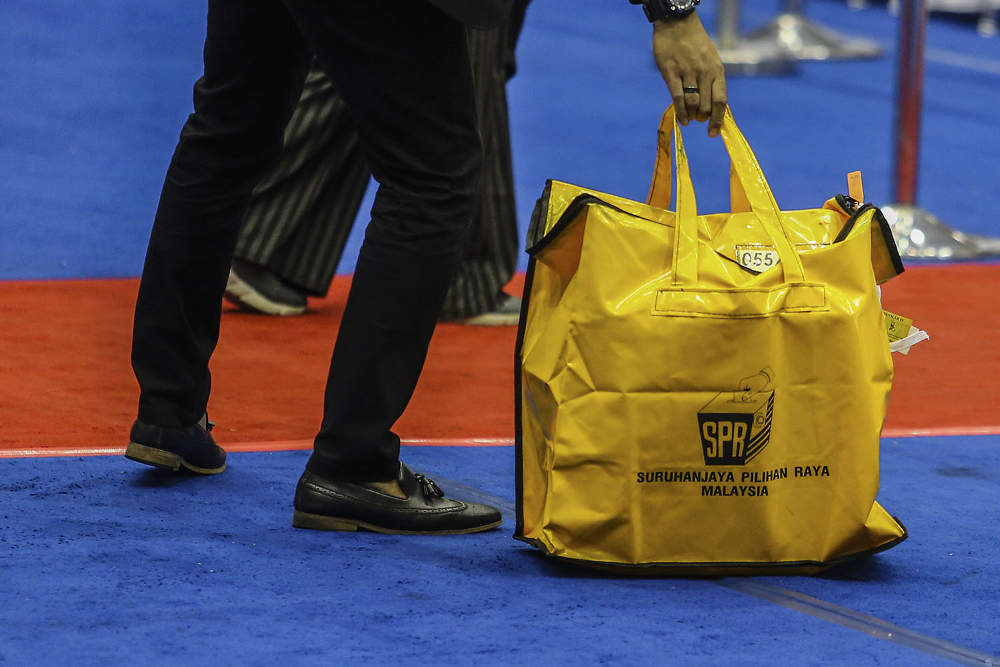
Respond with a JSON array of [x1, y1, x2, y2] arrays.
[[652, 13, 727, 137]]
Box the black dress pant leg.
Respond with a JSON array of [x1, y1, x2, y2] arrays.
[[281, 0, 482, 481], [134, 0, 480, 480], [132, 0, 311, 427]]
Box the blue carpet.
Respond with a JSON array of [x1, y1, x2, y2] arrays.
[[766, 435, 1000, 655], [1, 440, 997, 666]]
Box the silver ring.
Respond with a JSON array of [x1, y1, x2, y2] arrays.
[[682, 86, 699, 94]]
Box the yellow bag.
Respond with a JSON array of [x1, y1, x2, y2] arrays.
[[514, 107, 907, 575]]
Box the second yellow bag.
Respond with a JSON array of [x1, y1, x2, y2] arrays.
[[514, 107, 907, 575]]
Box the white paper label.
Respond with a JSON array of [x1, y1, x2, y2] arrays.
[[735, 245, 780, 272]]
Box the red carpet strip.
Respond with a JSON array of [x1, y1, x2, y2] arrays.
[[0, 263, 997, 456]]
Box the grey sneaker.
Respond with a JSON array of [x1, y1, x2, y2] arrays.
[[224, 259, 308, 316], [459, 293, 522, 326]]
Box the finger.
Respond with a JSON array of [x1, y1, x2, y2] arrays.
[[665, 76, 690, 125], [707, 76, 728, 138], [695, 76, 713, 123], [681, 80, 700, 126]]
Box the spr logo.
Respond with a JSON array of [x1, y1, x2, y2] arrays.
[[697, 367, 774, 466]]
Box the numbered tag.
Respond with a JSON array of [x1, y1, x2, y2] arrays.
[[735, 245, 780, 272]]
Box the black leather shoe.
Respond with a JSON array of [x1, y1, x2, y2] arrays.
[[125, 416, 227, 475], [292, 463, 503, 535]]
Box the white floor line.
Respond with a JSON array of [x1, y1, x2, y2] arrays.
[[926, 47, 1000, 75]]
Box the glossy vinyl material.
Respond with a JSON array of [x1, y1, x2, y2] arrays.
[[515, 107, 907, 575]]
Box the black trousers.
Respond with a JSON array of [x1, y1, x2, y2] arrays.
[[132, 0, 481, 481], [233, 8, 528, 318]]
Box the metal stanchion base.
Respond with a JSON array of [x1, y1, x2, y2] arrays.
[[967, 233, 1000, 254], [744, 13, 883, 61], [978, 11, 998, 38], [716, 36, 800, 76], [883, 204, 1000, 259]]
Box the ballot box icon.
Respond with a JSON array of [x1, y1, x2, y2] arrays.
[[697, 368, 775, 466]]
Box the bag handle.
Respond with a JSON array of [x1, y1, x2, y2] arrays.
[[647, 109, 751, 215], [659, 106, 806, 286]]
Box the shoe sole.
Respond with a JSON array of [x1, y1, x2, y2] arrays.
[[125, 442, 227, 476], [291, 509, 502, 535], [224, 269, 307, 317], [459, 312, 520, 326]]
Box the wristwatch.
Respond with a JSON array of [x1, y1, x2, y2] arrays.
[[633, 0, 700, 23]]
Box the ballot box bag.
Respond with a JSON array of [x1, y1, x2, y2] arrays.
[[514, 107, 907, 575]]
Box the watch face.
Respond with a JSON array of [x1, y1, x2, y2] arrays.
[[644, 0, 699, 22]]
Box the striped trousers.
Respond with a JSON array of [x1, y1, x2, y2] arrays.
[[234, 11, 526, 319]]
